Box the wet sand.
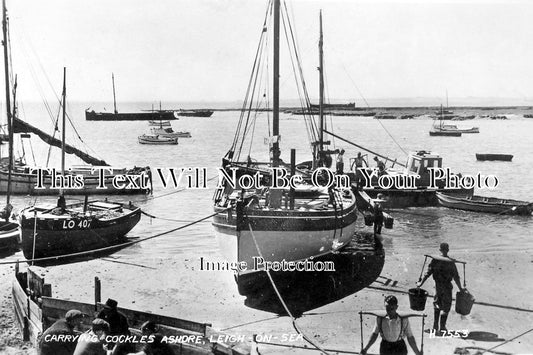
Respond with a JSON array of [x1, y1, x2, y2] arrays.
[[1, 242, 532, 355]]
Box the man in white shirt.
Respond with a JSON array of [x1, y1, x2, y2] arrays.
[[361, 295, 422, 355]]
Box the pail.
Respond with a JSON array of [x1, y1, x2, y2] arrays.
[[364, 213, 374, 226], [408, 288, 428, 311], [455, 289, 475, 315], [384, 216, 394, 229]]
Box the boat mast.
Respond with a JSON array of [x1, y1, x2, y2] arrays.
[[272, 0, 280, 167], [318, 10, 324, 155], [112, 73, 117, 114], [2, 0, 13, 205], [60, 67, 66, 196]]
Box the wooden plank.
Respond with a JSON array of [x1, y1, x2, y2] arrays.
[[11, 278, 29, 308], [97, 303, 208, 335], [28, 298, 42, 323], [42, 297, 97, 317]]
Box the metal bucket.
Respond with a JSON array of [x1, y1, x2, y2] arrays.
[[408, 288, 428, 311], [384, 216, 394, 229], [364, 213, 374, 226], [455, 289, 475, 315]]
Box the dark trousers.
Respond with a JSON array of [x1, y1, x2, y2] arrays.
[[380, 339, 407, 355]]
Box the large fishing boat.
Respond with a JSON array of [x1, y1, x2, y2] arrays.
[[19, 68, 142, 263], [212, 4, 361, 281], [85, 74, 177, 121]]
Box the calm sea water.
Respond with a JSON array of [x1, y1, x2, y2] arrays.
[[4, 102, 533, 308]]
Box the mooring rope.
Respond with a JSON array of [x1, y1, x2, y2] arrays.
[[0, 209, 229, 266], [247, 224, 333, 355], [483, 327, 533, 353]]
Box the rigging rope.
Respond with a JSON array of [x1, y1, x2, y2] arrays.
[[247, 222, 333, 355]]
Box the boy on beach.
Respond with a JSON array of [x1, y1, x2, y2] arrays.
[[361, 295, 422, 355]]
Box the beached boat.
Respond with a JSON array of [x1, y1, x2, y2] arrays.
[[12, 265, 251, 354], [213, 6, 359, 279], [176, 109, 214, 117], [476, 153, 513, 161], [436, 192, 532, 215], [150, 126, 191, 138], [19, 69, 142, 263], [85, 74, 177, 121], [138, 134, 179, 145]]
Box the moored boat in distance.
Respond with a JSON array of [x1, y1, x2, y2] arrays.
[[176, 109, 214, 117], [148, 120, 171, 126], [436, 192, 532, 215], [85, 109, 176, 121], [85, 74, 177, 121], [429, 130, 462, 136], [476, 153, 513, 161], [138, 134, 178, 145], [150, 126, 191, 138]]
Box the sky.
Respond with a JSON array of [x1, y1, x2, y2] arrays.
[[4, 0, 533, 106]]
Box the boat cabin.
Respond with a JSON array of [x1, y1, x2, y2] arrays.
[[404, 151, 442, 187]]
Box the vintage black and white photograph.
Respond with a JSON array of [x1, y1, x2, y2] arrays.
[[0, 0, 532, 354]]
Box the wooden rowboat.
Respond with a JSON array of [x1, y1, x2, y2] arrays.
[[436, 192, 532, 215], [12, 265, 251, 354]]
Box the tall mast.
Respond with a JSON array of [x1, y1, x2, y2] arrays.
[[60, 67, 66, 196], [318, 10, 324, 154], [112, 73, 117, 114], [2, 0, 13, 205], [272, 0, 280, 167]]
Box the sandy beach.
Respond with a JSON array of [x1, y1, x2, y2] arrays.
[[2, 239, 532, 355]]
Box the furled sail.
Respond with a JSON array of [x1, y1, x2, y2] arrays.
[[13, 117, 109, 166]]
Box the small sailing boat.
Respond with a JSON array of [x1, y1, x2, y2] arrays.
[[212, 4, 362, 282], [430, 105, 462, 136], [85, 74, 177, 121], [19, 69, 141, 263]]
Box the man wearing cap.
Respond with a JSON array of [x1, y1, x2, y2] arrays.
[[96, 298, 130, 336], [361, 296, 422, 355], [417, 242, 463, 332], [38, 309, 84, 355], [96, 298, 132, 354], [73, 318, 110, 355]]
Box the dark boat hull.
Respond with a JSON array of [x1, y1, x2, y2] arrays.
[[85, 110, 177, 121], [429, 130, 462, 136], [237, 232, 384, 315], [0, 222, 20, 252], [177, 110, 214, 117], [476, 154, 513, 161], [20, 208, 141, 260], [436, 192, 532, 215]]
